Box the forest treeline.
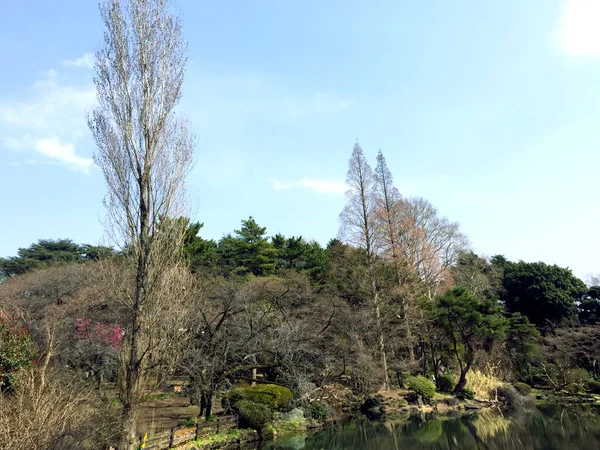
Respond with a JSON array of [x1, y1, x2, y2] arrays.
[[1, 144, 599, 447]]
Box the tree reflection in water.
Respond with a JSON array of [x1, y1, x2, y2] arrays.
[[261, 405, 600, 450]]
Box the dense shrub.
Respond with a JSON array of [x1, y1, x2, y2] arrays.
[[232, 400, 272, 430], [513, 382, 531, 396], [302, 402, 330, 421], [406, 376, 436, 399], [458, 388, 475, 400], [436, 375, 455, 393], [226, 384, 293, 411], [564, 368, 589, 385], [586, 380, 600, 394]]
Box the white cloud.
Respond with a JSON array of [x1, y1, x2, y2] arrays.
[[272, 179, 348, 194], [0, 67, 95, 173], [555, 0, 600, 57], [63, 53, 95, 69], [35, 138, 93, 173]]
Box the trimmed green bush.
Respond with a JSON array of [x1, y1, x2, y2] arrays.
[[513, 382, 531, 396], [226, 384, 293, 411], [232, 400, 272, 430], [586, 380, 600, 394], [406, 376, 436, 399], [436, 375, 455, 393]]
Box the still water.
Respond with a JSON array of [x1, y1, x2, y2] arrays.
[[261, 404, 600, 450]]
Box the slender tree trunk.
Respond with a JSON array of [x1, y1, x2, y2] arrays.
[[375, 302, 390, 390], [403, 298, 416, 362], [204, 391, 213, 421], [453, 362, 472, 395], [452, 348, 473, 395]]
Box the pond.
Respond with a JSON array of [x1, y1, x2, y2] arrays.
[[260, 404, 600, 450]]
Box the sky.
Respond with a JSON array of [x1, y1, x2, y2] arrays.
[[1, 0, 599, 280]]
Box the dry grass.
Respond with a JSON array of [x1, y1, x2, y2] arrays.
[[0, 368, 118, 450], [465, 369, 503, 400]]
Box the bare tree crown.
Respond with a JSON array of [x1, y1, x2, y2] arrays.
[[88, 0, 194, 251]]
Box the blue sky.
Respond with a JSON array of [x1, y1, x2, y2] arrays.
[[1, 0, 599, 280]]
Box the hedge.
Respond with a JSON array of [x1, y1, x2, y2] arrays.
[[406, 376, 436, 399], [232, 400, 272, 430]]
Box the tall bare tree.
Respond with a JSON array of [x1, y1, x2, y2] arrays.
[[373, 150, 420, 361], [339, 143, 390, 389], [88, 0, 194, 447]]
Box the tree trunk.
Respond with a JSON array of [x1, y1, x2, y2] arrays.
[[199, 391, 207, 419], [251, 368, 257, 386], [204, 391, 213, 421], [373, 290, 390, 390], [453, 366, 470, 395], [119, 235, 148, 450], [120, 403, 139, 450], [430, 343, 440, 382]]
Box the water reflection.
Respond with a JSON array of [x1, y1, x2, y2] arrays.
[[260, 404, 600, 450]]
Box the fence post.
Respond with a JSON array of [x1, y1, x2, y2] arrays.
[[216, 417, 221, 434], [169, 427, 175, 448], [194, 421, 200, 440]]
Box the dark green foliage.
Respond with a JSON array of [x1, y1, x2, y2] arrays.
[[226, 384, 293, 411], [272, 234, 329, 282], [458, 388, 475, 400], [180, 219, 218, 272], [406, 375, 436, 399], [0, 239, 117, 277], [322, 239, 370, 306], [436, 375, 455, 393], [217, 217, 277, 276], [585, 380, 600, 394], [506, 313, 540, 383], [232, 400, 272, 430], [301, 402, 331, 421], [513, 382, 532, 396], [501, 260, 587, 325], [579, 287, 600, 325]]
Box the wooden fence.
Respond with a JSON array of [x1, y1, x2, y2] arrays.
[[139, 415, 238, 449]]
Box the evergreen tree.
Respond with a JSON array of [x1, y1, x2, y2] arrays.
[[434, 287, 506, 394], [218, 217, 276, 276]]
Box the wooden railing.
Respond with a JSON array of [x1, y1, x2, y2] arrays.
[[139, 415, 238, 449]]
